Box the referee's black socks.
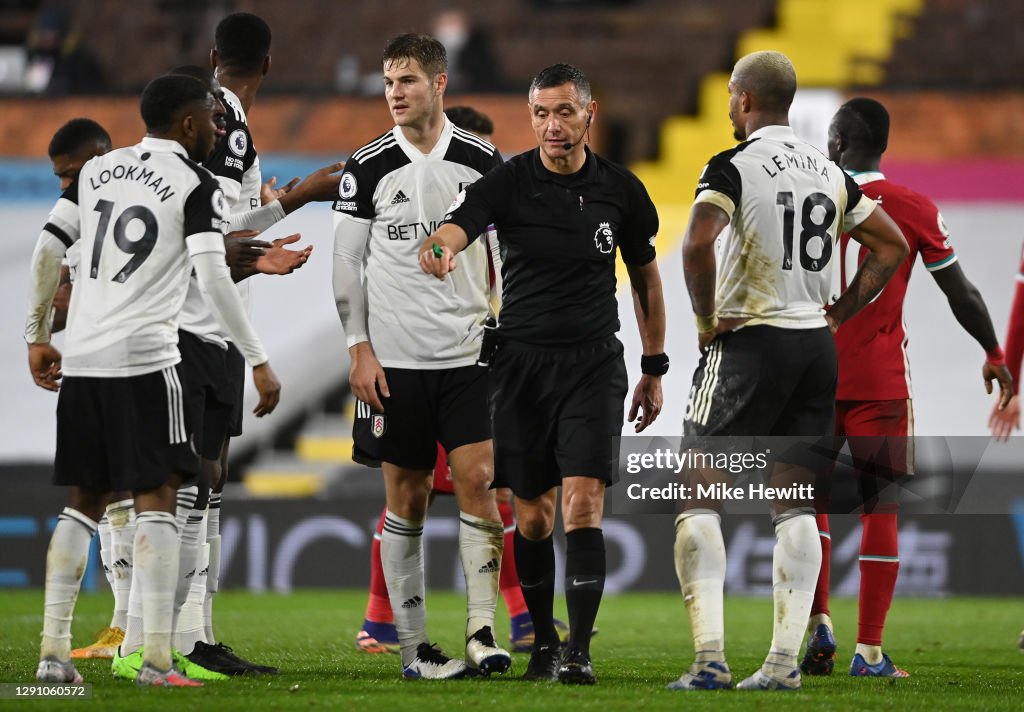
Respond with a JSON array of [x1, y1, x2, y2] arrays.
[[514, 529, 559, 647], [565, 527, 605, 658]]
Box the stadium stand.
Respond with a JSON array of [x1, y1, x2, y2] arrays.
[[0, 0, 777, 163], [3, 0, 1024, 488], [883, 0, 1024, 88]]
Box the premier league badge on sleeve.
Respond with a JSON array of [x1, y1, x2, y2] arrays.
[[228, 129, 248, 158], [340, 172, 358, 199], [371, 414, 386, 438]]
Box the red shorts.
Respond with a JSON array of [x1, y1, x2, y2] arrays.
[[431, 444, 454, 495], [835, 399, 914, 477]]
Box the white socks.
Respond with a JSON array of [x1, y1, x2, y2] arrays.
[[458, 512, 503, 638], [765, 513, 822, 678], [204, 492, 221, 644], [98, 514, 114, 597], [135, 510, 180, 671], [380, 511, 426, 666], [175, 486, 198, 533], [122, 564, 144, 654], [855, 643, 884, 664], [173, 508, 205, 646], [176, 511, 209, 654], [673, 511, 726, 663], [105, 499, 134, 631], [808, 612, 833, 633], [40, 508, 97, 661]]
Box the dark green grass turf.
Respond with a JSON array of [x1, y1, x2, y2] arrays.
[[1, 591, 1022, 711]]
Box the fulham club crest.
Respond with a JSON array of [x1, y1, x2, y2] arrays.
[[371, 414, 386, 438]]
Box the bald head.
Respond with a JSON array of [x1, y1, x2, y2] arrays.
[[731, 51, 797, 116]]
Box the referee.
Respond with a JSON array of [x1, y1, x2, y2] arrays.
[[420, 63, 667, 685]]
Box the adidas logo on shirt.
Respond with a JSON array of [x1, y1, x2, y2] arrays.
[[391, 190, 411, 205], [477, 558, 500, 574], [401, 595, 424, 609]]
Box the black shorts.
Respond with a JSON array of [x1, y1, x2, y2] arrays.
[[684, 325, 836, 438], [55, 367, 199, 492], [352, 365, 491, 470], [490, 338, 628, 500], [178, 330, 239, 460]]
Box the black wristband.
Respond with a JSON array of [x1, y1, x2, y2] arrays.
[[640, 352, 669, 376]]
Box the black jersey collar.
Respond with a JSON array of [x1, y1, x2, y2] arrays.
[[530, 146, 599, 186]]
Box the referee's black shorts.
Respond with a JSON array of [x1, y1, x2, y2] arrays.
[[178, 330, 239, 460], [352, 365, 491, 471], [684, 325, 836, 438], [490, 337, 628, 500], [55, 366, 199, 492]]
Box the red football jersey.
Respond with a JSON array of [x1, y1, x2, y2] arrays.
[[1003, 244, 1024, 393], [833, 172, 956, 401]]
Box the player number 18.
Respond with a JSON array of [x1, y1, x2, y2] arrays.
[[776, 191, 836, 272]]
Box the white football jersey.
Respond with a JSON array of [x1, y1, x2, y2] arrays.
[[332, 119, 502, 368], [694, 124, 876, 328], [178, 87, 259, 347], [46, 137, 226, 376]]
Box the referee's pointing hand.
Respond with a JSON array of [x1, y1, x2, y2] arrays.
[[419, 241, 457, 281]]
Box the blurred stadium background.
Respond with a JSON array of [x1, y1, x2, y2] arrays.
[[1, 0, 1022, 601]]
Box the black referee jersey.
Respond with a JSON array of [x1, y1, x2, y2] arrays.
[[444, 146, 658, 347]]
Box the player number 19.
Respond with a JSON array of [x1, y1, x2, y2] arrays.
[[89, 200, 159, 283]]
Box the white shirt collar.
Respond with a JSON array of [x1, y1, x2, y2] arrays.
[[746, 124, 799, 142], [140, 136, 188, 158], [392, 116, 453, 161], [847, 170, 886, 186]]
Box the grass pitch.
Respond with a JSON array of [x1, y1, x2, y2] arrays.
[[1, 590, 1022, 711]]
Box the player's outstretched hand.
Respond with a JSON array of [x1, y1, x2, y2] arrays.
[[418, 242, 456, 281], [983, 361, 1013, 411], [252, 362, 281, 417], [989, 394, 1019, 441], [225, 230, 270, 270], [261, 175, 301, 205], [296, 162, 345, 203], [629, 374, 663, 432], [255, 233, 313, 275], [349, 344, 389, 413], [28, 343, 62, 392]]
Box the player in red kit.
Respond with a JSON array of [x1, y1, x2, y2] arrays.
[[987, 219, 1024, 653], [802, 98, 1013, 678], [990, 244, 1024, 443]]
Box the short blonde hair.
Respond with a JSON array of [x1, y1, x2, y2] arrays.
[[731, 51, 797, 114]]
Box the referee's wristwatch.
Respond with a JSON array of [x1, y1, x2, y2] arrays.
[[640, 352, 669, 376]]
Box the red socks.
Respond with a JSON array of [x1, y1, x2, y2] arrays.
[[858, 512, 899, 646], [365, 508, 393, 623]]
